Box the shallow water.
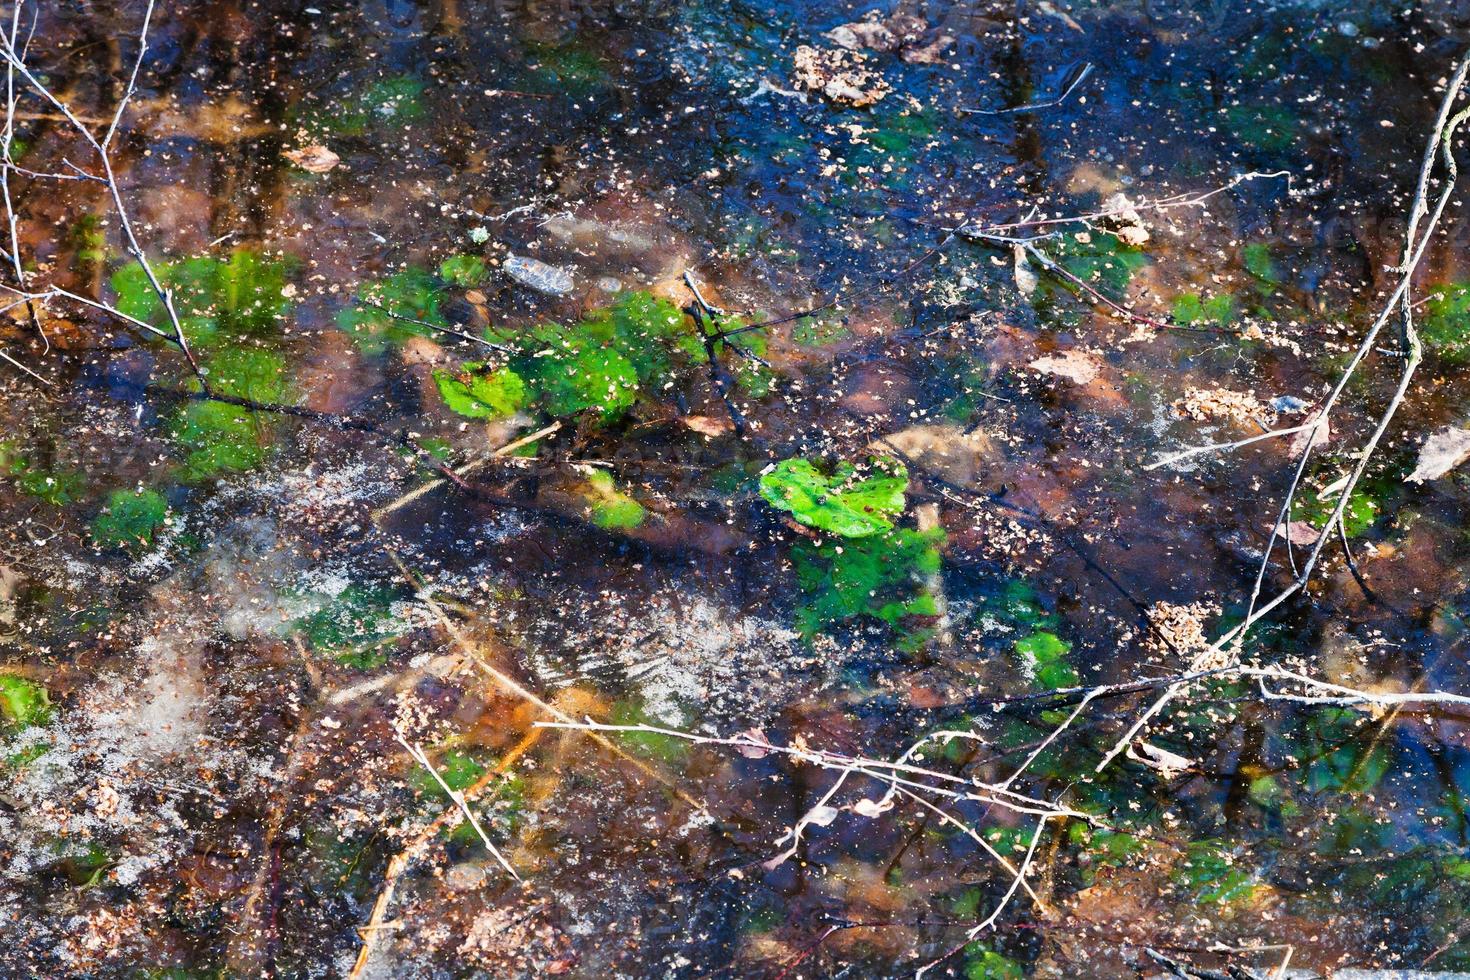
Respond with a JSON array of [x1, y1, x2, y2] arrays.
[[3, 0, 1470, 977]]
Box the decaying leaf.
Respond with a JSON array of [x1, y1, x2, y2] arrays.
[[822, 12, 950, 64], [283, 144, 340, 173], [853, 797, 894, 818], [1099, 192, 1150, 246], [681, 414, 734, 438], [502, 254, 576, 296], [734, 727, 773, 759], [1406, 425, 1470, 482], [1030, 349, 1101, 385], [1277, 520, 1323, 546], [1013, 243, 1039, 297], [1127, 741, 1194, 778], [1288, 412, 1330, 454], [791, 46, 890, 107], [824, 18, 908, 52], [869, 423, 997, 486], [803, 804, 840, 826], [900, 35, 954, 64]]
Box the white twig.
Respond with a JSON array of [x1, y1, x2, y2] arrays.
[[958, 170, 1292, 238], [1096, 53, 1470, 773], [532, 716, 1085, 919], [0, 1, 206, 386], [393, 732, 521, 882], [962, 62, 1094, 115], [1142, 422, 1314, 471]]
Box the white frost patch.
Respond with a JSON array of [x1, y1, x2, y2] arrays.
[[264, 457, 382, 516], [477, 510, 532, 543], [0, 622, 218, 886], [522, 591, 806, 726], [88, 632, 211, 763]]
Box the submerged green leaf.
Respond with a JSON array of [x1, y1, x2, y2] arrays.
[[963, 946, 1024, 980], [413, 750, 485, 795], [433, 363, 528, 419], [1226, 104, 1297, 154], [608, 698, 688, 764], [297, 584, 408, 669], [1041, 231, 1148, 302], [173, 347, 291, 480], [1421, 282, 1470, 360], [759, 458, 908, 538], [91, 488, 168, 550], [438, 254, 486, 287], [1014, 631, 1077, 690], [1172, 292, 1236, 327], [1291, 488, 1378, 539], [317, 75, 428, 135], [792, 526, 944, 640], [0, 675, 52, 730], [519, 342, 640, 420], [1242, 242, 1281, 287], [582, 469, 645, 530], [0, 443, 82, 506], [338, 267, 446, 353], [110, 249, 294, 349], [1175, 840, 1257, 905]]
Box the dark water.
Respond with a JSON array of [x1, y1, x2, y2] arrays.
[[3, 0, 1470, 976]]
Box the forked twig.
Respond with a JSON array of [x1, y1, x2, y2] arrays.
[[1093, 52, 1470, 773]]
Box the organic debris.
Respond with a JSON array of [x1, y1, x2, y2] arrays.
[[1405, 425, 1470, 482], [823, 12, 954, 64], [1098, 192, 1151, 247], [1, 3, 1468, 978], [283, 143, 341, 173], [1030, 349, 1101, 384], [790, 46, 891, 106], [1173, 386, 1272, 426], [502, 254, 576, 295]]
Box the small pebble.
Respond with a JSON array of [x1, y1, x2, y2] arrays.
[[444, 863, 488, 892], [1271, 395, 1309, 413]]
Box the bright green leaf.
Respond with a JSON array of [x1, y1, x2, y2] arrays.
[[433, 363, 528, 419], [0, 675, 52, 729], [1015, 631, 1078, 690], [438, 254, 486, 287], [91, 488, 168, 550], [582, 468, 645, 530], [759, 457, 907, 538]]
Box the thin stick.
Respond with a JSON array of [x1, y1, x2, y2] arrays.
[[348, 727, 542, 980], [0, 2, 207, 388], [683, 270, 750, 439], [962, 62, 1094, 115], [1094, 54, 1470, 773], [371, 420, 562, 522], [393, 732, 520, 881], [1142, 422, 1314, 471], [354, 297, 513, 353]]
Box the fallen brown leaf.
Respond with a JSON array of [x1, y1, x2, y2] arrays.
[[1029, 349, 1101, 384], [1277, 520, 1323, 546], [283, 144, 340, 173], [681, 414, 734, 437], [1288, 412, 1330, 454], [1406, 425, 1470, 483]]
